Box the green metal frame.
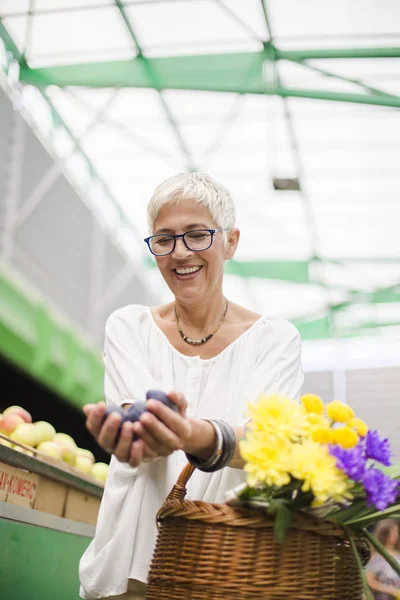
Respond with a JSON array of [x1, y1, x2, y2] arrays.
[[15, 49, 400, 108]]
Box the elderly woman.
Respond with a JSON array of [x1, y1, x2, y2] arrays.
[[79, 173, 304, 600]]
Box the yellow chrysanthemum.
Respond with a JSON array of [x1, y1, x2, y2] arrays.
[[301, 394, 324, 416], [290, 440, 352, 506], [305, 412, 326, 426], [331, 426, 359, 449], [348, 417, 369, 437], [240, 432, 293, 488], [326, 400, 355, 423], [246, 393, 310, 442], [311, 425, 333, 444]]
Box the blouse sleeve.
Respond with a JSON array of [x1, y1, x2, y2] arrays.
[[246, 318, 304, 407], [103, 308, 157, 408]]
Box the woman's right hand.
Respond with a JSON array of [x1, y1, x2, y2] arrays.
[[83, 402, 159, 468]]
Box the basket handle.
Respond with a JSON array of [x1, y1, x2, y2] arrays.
[[164, 462, 196, 503]]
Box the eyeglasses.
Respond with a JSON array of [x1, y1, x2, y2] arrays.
[[144, 228, 224, 256]]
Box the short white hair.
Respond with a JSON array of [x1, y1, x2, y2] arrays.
[[147, 172, 236, 237]]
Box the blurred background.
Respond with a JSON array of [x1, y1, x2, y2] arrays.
[[0, 0, 399, 459]]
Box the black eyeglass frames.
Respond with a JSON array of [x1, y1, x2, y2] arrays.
[[144, 228, 224, 256]]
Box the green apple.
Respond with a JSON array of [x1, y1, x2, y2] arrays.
[[76, 448, 95, 464], [75, 455, 93, 474], [91, 462, 109, 482], [11, 423, 40, 447], [53, 433, 77, 449], [33, 421, 56, 444], [37, 441, 63, 460], [3, 405, 32, 423]]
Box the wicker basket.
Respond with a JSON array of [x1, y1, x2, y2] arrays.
[[146, 463, 370, 600]]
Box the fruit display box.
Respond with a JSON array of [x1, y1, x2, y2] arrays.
[[0, 435, 103, 525]]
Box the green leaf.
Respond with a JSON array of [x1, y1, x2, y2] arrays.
[[274, 503, 292, 544], [345, 504, 400, 529], [363, 529, 400, 576], [344, 526, 373, 600], [327, 499, 371, 523]]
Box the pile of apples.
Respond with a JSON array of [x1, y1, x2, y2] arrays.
[[0, 405, 108, 483]]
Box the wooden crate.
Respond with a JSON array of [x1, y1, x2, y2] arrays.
[[63, 488, 101, 526], [0, 462, 39, 508]]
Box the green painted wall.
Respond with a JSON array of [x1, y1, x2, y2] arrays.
[[0, 518, 91, 600]]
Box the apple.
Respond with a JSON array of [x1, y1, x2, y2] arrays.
[[53, 433, 76, 449], [75, 455, 93, 474], [3, 406, 32, 423], [76, 448, 95, 464], [33, 421, 56, 444], [91, 462, 109, 483], [58, 445, 76, 465], [0, 413, 25, 436], [37, 441, 63, 460], [11, 423, 40, 447], [52, 433, 77, 465]]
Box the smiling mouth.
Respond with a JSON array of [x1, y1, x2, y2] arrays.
[[173, 266, 203, 276]]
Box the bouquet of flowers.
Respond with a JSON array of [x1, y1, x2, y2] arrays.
[[226, 393, 400, 600]]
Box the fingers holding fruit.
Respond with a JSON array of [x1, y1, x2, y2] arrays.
[[112, 421, 135, 462], [83, 402, 107, 440], [86, 390, 191, 462], [142, 405, 191, 455]]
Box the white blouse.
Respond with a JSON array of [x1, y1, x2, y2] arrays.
[[79, 305, 304, 599]]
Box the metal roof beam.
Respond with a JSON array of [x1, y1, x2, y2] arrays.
[[114, 0, 197, 172], [18, 52, 400, 108], [289, 59, 399, 100]]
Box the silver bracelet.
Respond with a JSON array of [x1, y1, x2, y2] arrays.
[[185, 419, 236, 473]]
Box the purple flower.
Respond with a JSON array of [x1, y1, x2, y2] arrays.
[[365, 430, 392, 466], [362, 467, 399, 511], [329, 444, 366, 481]]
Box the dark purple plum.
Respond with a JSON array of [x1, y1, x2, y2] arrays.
[[101, 406, 128, 426], [101, 406, 129, 443], [145, 390, 179, 413], [126, 401, 147, 423]]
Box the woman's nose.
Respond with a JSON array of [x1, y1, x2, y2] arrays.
[[172, 237, 193, 258]]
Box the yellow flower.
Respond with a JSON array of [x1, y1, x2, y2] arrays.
[[348, 417, 368, 437], [312, 425, 333, 444], [290, 440, 352, 506], [246, 393, 310, 442], [331, 426, 359, 449], [301, 394, 324, 416], [240, 432, 293, 488], [326, 400, 355, 423]]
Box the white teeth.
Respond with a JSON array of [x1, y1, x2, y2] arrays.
[[175, 266, 202, 275]]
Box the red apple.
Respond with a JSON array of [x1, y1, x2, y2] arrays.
[[3, 406, 32, 423], [0, 413, 25, 435]]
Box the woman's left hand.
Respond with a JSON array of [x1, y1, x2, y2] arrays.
[[132, 391, 193, 462]]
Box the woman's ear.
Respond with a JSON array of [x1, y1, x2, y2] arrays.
[[224, 228, 240, 260]]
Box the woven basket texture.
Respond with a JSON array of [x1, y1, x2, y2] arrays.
[[146, 464, 370, 600]]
